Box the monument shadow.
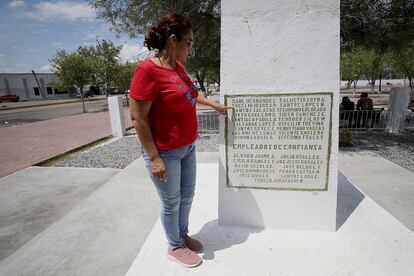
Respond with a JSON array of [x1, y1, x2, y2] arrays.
[[194, 151, 264, 260], [336, 171, 365, 231], [192, 219, 263, 260]]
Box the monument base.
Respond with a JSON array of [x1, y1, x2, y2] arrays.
[[126, 153, 414, 276]]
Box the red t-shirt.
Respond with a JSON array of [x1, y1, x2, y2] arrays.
[[129, 59, 199, 150]]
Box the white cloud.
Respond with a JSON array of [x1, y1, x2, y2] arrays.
[[0, 55, 33, 73], [0, 56, 6, 66], [0, 63, 32, 73], [84, 32, 99, 41], [39, 63, 52, 72], [83, 24, 111, 41], [27, 1, 95, 21], [119, 44, 150, 63], [8, 0, 25, 9]]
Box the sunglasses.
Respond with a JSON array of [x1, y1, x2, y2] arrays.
[[184, 39, 193, 48]]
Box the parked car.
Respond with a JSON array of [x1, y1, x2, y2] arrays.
[[0, 94, 20, 103], [76, 91, 94, 98]]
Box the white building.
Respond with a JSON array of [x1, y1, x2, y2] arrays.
[[0, 73, 74, 101]]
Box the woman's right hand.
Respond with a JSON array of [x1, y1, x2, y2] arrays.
[[152, 156, 167, 182]]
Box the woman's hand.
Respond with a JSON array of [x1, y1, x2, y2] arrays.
[[152, 156, 167, 182], [212, 102, 234, 115]]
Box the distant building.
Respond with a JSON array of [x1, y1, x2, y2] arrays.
[[0, 72, 75, 101]]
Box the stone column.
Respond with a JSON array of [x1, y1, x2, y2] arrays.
[[108, 96, 126, 137], [40, 78, 46, 99], [22, 79, 30, 100], [386, 87, 409, 134], [219, 0, 340, 231], [4, 79, 11, 95]]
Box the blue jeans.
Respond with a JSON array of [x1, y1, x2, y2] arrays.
[[142, 143, 196, 250]]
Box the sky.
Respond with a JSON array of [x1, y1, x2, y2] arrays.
[[0, 0, 149, 73]]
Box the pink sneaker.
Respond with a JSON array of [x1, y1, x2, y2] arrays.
[[183, 235, 204, 253], [167, 246, 202, 268]]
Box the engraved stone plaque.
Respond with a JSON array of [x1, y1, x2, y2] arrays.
[[225, 93, 333, 191]]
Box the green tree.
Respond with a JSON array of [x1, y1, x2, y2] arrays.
[[357, 47, 386, 93], [392, 42, 414, 94], [341, 0, 414, 53], [341, 0, 414, 93], [341, 50, 360, 89], [50, 49, 94, 113], [94, 40, 121, 96], [79, 40, 121, 96], [113, 61, 139, 91], [88, 0, 220, 92]]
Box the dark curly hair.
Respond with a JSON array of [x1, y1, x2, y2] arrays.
[[144, 13, 192, 51]]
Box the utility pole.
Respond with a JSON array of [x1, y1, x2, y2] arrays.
[[31, 70, 46, 100]]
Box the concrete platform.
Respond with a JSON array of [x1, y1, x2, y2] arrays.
[[0, 160, 159, 276], [0, 166, 120, 262], [339, 150, 414, 232], [126, 155, 414, 275]]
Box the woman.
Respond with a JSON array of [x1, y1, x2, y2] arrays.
[[129, 13, 230, 268]]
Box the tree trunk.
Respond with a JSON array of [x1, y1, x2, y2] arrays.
[[408, 76, 414, 95], [80, 87, 86, 113], [346, 80, 353, 89], [370, 79, 376, 94], [195, 71, 207, 97], [353, 79, 358, 98]]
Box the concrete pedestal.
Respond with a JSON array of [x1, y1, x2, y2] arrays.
[[108, 96, 126, 137], [386, 87, 409, 134], [219, 0, 340, 231]]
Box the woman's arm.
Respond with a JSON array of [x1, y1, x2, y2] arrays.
[[130, 98, 167, 182], [196, 93, 233, 115]]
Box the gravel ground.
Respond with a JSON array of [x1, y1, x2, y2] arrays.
[[43, 129, 219, 169], [340, 130, 414, 173], [42, 128, 414, 174]]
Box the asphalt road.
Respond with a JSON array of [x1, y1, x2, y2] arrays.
[[0, 99, 124, 128]]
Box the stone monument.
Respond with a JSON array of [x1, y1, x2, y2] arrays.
[[219, 0, 339, 231], [386, 87, 409, 134], [108, 96, 126, 137]]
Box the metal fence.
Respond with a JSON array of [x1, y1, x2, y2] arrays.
[[405, 112, 414, 133], [197, 111, 220, 134], [339, 109, 414, 133], [339, 109, 387, 130]]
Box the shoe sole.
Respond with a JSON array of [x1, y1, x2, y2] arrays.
[[167, 254, 202, 268]]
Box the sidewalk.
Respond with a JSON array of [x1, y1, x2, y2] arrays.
[[0, 95, 108, 111], [0, 109, 133, 178]]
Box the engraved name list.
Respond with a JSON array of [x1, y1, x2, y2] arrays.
[[225, 93, 332, 191]]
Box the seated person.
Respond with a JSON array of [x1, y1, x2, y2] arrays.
[[340, 96, 355, 127], [340, 96, 355, 110], [356, 92, 374, 128], [356, 92, 373, 110]]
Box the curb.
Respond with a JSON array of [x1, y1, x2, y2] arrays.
[[0, 97, 108, 111], [35, 125, 135, 167]]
